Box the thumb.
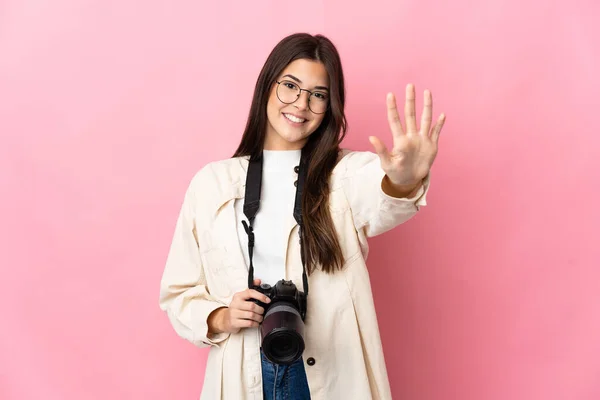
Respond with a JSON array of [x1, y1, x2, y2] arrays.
[[369, 136, 391, 165], [253, 279, 262, 286]]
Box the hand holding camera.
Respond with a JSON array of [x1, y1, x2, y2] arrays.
[[208, 279, 271, 335]]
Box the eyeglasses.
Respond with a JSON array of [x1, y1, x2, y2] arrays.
[[275, 80, 329, 114]]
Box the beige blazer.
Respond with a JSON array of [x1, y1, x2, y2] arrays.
[[159, 150, 430, 399]]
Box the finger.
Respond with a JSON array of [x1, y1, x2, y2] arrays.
[[253, 279, 261, 286], [232, 288, 257, 303], [236, 300, 265, 315], [405, 84, 417, 134], [369, 136, 392, 166], [420, 89, 432, 136], [231, 313, 260, 329], [431, 113, 446, 143], [232, 309, 263, 323], [386, 92, 405, 138], [244, 289, 271, 305], [238, 319, 259, 329]]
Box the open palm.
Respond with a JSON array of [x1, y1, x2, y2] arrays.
[[369, 84, 445, 187]]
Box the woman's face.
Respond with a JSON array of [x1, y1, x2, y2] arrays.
[[264, 59, 329, 150]]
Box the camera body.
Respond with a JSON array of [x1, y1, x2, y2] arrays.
[[250, 279, 307, 365], [251, 280, 307, 320]]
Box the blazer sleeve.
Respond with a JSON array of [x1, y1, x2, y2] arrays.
[[159, 172, 230, 348], [340, 151, 430, 238]]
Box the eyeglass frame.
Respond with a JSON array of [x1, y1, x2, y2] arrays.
[[275, 80, 330, 115]]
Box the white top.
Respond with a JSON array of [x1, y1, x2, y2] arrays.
[[234, 149, 302, 285]]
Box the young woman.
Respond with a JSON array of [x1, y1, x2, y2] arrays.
[[159, 33, 445, 400]]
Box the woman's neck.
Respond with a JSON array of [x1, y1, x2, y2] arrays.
[[262, 148, 301, 171], [263, 135, 307, 151]]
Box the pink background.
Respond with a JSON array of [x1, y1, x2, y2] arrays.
[[1, 1, 599, 399]]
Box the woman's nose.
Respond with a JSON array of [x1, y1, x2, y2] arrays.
[[294, 90, 310, 111]]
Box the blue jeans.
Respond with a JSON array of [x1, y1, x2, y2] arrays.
[[261, 351, 311, 400]]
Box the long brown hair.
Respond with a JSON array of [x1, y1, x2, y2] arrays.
[[233, 33, 347, 275]]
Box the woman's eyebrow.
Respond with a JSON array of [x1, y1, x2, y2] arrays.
[[281, 74, 329, 91]]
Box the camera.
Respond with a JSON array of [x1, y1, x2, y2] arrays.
[[250, 279, 307, 365]]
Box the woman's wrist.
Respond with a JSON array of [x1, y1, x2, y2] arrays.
[[382, 175, 422, 199], [207, 307, 228, 335]]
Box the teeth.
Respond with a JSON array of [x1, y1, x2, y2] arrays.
[[284, 113, 305, 123]]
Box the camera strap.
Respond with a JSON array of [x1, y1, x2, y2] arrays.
[[242, 149, 309, 296]]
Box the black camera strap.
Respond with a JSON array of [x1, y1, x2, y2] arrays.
[[242, 149, 309, 296]]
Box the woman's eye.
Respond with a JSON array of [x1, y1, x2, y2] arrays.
[[313, 92, 328, 100], [284, 82, 297, 90]]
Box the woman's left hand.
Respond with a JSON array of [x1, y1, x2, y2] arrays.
[[369, 84, 446, 192]]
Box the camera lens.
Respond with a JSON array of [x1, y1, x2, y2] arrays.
[[260, 302, 305, 365], [268, 331, 301, 361]]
